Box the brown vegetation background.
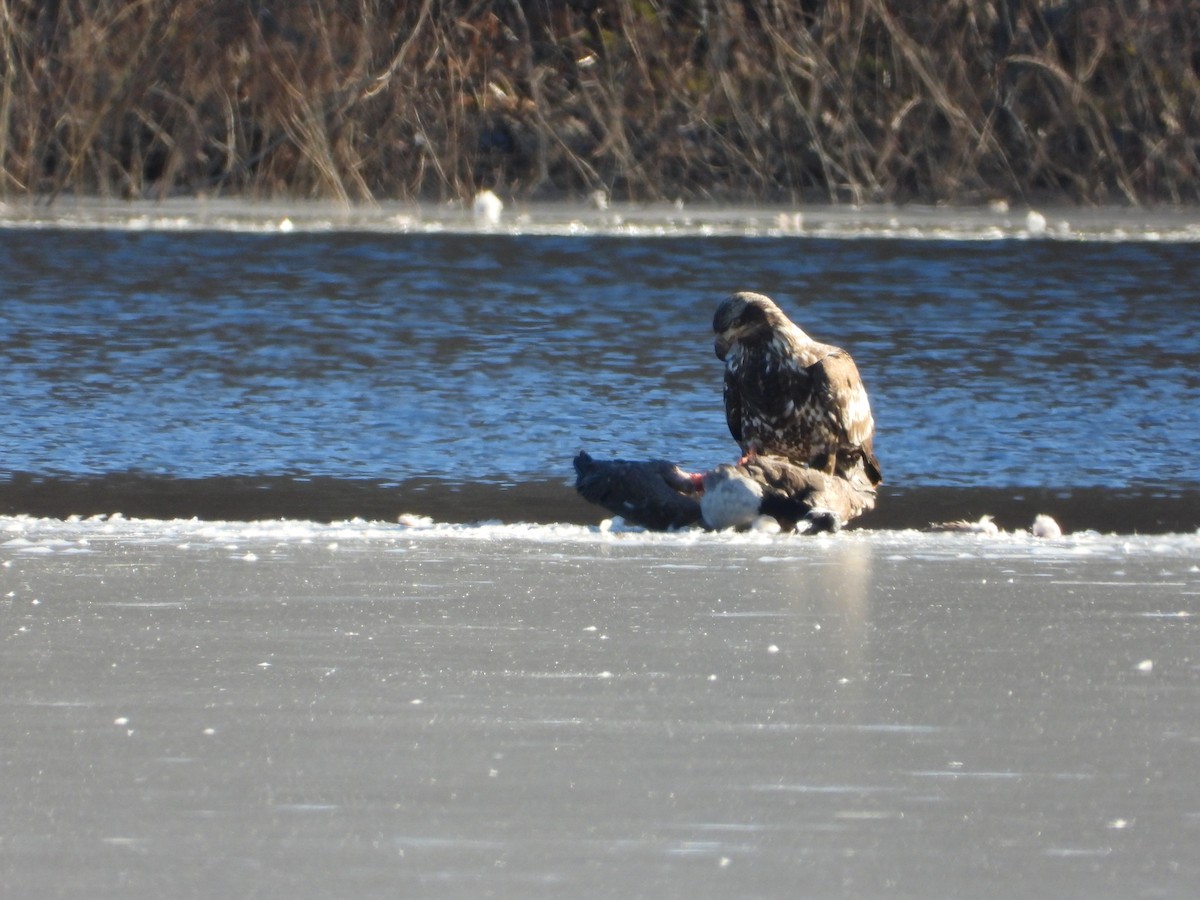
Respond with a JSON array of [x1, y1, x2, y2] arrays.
[[1, 0, 1197, 205]]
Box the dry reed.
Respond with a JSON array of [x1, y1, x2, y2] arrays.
[[1, 0, 1197, 205]]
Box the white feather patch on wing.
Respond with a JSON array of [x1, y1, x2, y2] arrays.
[[842, 383, 874, 441]]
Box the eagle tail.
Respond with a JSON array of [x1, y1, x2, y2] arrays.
[[862, 450, 883, 485]]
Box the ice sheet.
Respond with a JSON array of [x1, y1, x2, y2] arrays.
[[3, 514, 1198, 898]]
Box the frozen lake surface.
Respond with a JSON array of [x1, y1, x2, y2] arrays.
[[3, 516, 1198, 898]]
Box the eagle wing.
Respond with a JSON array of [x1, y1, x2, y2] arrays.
[[810, 351, 873, 445], [810, 350, 881, 481], [723, 366, 744, 447]]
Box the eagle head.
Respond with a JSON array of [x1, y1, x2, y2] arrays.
[[713, 291, 788, 360]]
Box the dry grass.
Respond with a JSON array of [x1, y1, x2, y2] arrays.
[[1, 0, 1197, 204]]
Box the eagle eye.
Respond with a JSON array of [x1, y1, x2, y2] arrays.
[[739, 304, 766, 327]]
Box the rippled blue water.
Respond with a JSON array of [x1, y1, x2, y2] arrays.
[[2, 227, 1198, 491]]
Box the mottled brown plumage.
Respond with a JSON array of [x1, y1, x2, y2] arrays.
[[714, 292, 882, 485]]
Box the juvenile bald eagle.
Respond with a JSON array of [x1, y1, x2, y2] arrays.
[[714, 292, 882, 485]]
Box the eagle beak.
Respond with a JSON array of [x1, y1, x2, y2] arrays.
[[714, 335, 731, 360]]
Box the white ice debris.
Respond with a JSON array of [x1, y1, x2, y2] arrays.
[[1030, 514, 1063, 539], [1025, 209, 1047, 235], [397, 513, 434, 528], [775, 211, 804, 232], [598, 516, 645, 534], [927, 513, 1065, 538], [472, 190, 504, 228], [749, 515, 782, 534], [927, 515, 1000, 535]]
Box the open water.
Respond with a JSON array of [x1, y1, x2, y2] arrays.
[[2, 199, 1199, 531], [2, 201, 1199, 898]]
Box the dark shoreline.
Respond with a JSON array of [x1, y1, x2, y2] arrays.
[[1, 473, 1195, 536]]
